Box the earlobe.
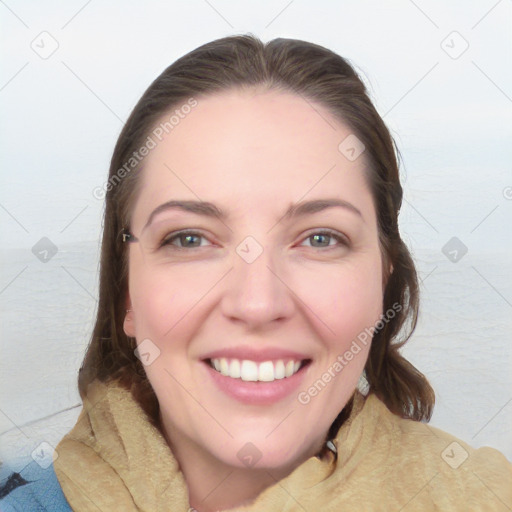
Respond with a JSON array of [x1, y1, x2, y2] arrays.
[[124, 310, 136, 337], [382, 263, 394, 289], [388, 264, 394, 283], [382, 263, 394, 291]]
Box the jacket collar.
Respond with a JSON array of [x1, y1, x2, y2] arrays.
[[55, 378, 370, 511]]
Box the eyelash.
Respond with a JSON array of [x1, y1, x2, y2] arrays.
[[159, 229, 349, 251]]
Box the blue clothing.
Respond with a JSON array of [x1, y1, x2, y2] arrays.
[[0, 461, 71, 512]]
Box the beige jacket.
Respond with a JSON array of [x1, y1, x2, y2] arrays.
[[54, 379, 512, 511]]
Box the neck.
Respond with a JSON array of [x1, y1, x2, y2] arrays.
[[161, 419, 324, 512], [188, 465, 283, 512]]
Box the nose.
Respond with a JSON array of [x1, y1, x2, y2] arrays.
[[221, 245, 296, 330]]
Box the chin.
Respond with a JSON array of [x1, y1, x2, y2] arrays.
[[205, 431, 319, 472]]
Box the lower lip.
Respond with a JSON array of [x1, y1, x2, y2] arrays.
[[203, 361, 309, 405]]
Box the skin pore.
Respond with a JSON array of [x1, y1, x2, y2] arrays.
[[123, 88, 387, 511]]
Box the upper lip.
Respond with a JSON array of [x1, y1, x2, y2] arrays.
[[201, 346, 311, 363]]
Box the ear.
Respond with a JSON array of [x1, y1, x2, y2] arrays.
[[382, 262, 394, 291], [123, 296, 136, 338]]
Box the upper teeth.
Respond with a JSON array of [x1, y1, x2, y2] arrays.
[[210, 358, 302, 382]]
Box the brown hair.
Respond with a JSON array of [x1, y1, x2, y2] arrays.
[[79, 34, 435, 425]]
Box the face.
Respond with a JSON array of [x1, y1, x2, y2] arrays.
[[123, 89, 385, 472]]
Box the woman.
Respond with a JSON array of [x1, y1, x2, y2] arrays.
[[2, 34, 511, 511]]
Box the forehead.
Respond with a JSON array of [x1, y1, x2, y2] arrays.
[[131, 89, 375, 226]]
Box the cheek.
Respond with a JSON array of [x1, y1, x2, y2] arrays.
[[129, 247, 384, 346], [295, 257, 384, 344], [128, 259, 217, 341]]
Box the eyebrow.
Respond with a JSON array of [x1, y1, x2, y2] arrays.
[[142, 197, 364, 231]]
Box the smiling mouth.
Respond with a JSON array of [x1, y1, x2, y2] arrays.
[[206, 358, 311, 382]]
